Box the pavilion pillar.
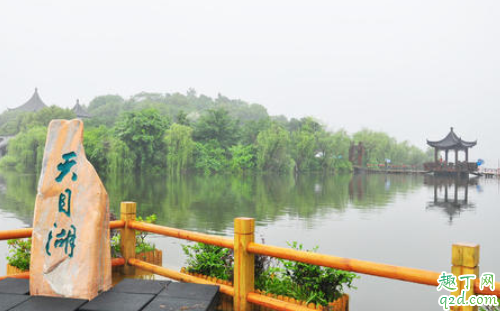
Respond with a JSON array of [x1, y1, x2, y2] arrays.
[[455, 148, 458, 164], [465, 148, 469, 163], [434, 148, 438, 163], [445, 149, 449, 163], [464, 184, 469, 202]]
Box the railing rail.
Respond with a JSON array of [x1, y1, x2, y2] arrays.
[[128, 220, 234, 249], [1, 201, 498, 311], [247, 242, 440, 286], [0, 220, 125, 241]]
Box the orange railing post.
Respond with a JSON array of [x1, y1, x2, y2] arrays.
[[451, 243, 479, 311], [234, 217, 255, 311], [120, 201, 137, 275]]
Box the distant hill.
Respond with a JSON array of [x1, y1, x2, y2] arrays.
[[85, 90, 269, 128], [0, 89, 270, 135]]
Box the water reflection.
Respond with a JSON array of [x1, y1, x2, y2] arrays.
[[424, 176, 477, 224], [0, 172, 424, 232]]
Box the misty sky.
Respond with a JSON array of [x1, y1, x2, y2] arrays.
[[1, 1, 499, 166]]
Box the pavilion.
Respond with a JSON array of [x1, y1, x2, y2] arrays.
[[72, 99, 91, 119], [424, 127, 478, 176], [9, 88, 47, 112]]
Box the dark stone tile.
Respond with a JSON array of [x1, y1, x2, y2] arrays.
[[159, 282, 219, 301], [142, 296, 217, 311], [0, 293, 30, 311], [110, 279, 170, 295], [0, 278, 30, 294], [79, 291, 155, 311], [9, 296, 87, 311]]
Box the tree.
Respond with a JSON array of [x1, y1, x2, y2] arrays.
[[193, 108, 239, 149], [193, 141, 227, 174], [165, 123, 195, 175], [175, 110, 190, 126], [84, 126, 135, 176], [289, 117, 322, 172], [0, 106, 75, 136], [240, 118, 271, 145], [256, 123, 290, 172], [115, 108, 169, 172], [0, 126, 47, 172], [229, 144, 255, 173]]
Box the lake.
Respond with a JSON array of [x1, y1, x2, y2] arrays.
[[0, 172, 498, 310]]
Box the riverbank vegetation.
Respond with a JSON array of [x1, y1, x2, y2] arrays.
[[0, 90, 430, 175]]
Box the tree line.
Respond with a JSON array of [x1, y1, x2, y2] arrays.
[[0, 90, 431, 176]]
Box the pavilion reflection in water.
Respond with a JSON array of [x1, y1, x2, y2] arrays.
[[425, 175, 477, 224]]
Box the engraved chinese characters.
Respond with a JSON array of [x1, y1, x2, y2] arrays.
[[30, 119, 111, 300]]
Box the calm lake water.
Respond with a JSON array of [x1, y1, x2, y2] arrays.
[[0, 172, 498, 310]]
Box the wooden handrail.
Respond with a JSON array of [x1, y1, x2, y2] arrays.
[[247, 242, 440, 287], [128, 258, 234, 296], [0, 272, 29, 281], [0, 228, 32, 240], [111, 257, 125, 267], [128, 220, 234, 249], [0, 220, 125, 241], [3, 208, 499, 310], [110, 220, 125, 229], [474, 279, 500, 297]]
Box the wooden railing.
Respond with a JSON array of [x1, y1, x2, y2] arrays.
[[1, 201, 499, 311]]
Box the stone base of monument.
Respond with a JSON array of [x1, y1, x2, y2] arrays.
[[0, 278, 220, 311]]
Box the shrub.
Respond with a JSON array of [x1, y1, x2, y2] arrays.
[[6, 238, 31, 271], [182, 241, 358, 306], [111, 214, 157, 257], [182, 243, 233, 281]]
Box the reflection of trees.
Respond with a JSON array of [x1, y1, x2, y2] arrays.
[[0, 172, 38, 225], [349, 174, 423, 208], [0, 172, 422, 234], [424, 176, 477, 224]]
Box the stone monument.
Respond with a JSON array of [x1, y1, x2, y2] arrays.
[[30, 119, 111, 300]]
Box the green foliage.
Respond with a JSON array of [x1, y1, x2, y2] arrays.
[[0, 106, 75, 136], [276, 242, 357, 304], [0, 90, 429, 176], [111, 214, 158, 256], [84, 126, 136, 176], [165, 124, 195, 175], [86, 95, 126, 127], [290, 125, 317, 172], [353, 129, 430, 166], [0, 126, 46, 172], [193, 141, 228, 174], [6, 238, 31, 271], [115, 108, 170, 173], [256, 123, 290, 172], [182, 243, 233, 281], [229, 144, 255, 172], [183, 241, 357, 306], [135, 214, 157, 253], [175, 110, 190, 126], [193, 108, 239, 150]]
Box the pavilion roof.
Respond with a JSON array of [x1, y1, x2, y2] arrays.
[[72, 99, 91, 118], [11, 88, 47, 112], [426, 127, 477, 149]]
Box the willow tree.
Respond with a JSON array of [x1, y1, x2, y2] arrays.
[[164, 123, 195, 175], [84, 126, 135, 176], [256, 123, 290, 172], [0, 126, 47, 172]]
